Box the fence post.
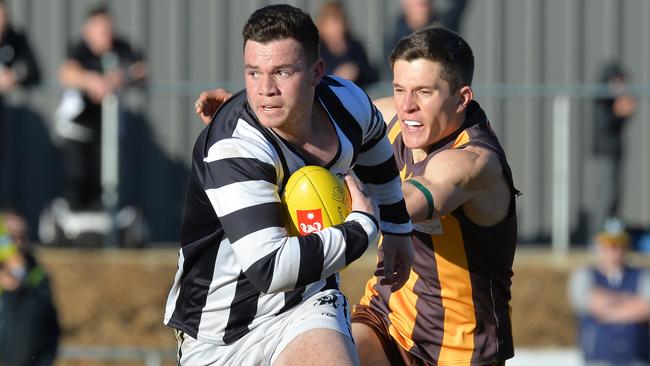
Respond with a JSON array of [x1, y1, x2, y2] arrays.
[[101, 93, 120, 247], [552, 96, 571, 257], [145, 351, 164, 366]]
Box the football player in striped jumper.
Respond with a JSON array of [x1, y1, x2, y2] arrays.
[[164, 4, 413, 366]]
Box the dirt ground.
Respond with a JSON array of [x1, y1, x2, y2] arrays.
[[34, 246, 650, 365]]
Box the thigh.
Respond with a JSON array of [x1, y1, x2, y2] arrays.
[[273, 328, 358, 366], [351, 304, 400, 366], [351, 304, 431, 366]]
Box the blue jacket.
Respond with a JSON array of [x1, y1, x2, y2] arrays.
[[579, 266, 650, 365]]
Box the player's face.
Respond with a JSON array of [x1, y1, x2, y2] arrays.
[[244, 38, 324, 131], [392, 58, 465, 150]]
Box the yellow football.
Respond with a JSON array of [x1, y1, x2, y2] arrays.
[[282, 166, 351, 236]]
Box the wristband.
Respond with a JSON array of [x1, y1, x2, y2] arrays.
[[405, 179, 434, 220]]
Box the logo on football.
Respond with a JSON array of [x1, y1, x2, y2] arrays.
[[296, 209, 323, 235], [282, 166, 352, 236]]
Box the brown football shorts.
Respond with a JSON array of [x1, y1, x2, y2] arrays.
[[352, 304, 431, 366], [352, 304, 506, 366]]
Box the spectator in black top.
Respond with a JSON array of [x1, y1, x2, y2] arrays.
[[0, 0, 41, 165], [590, 62, 637, 239], [386, 0, 435, 60], [316, 0, 378, 89], [386, 0, 471, 63], [0, 0, 40, 95], [56, 4, 146, 211], [0, 211, 60, 366]]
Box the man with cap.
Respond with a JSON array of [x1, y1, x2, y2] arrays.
[[568, 219, 650, 366]]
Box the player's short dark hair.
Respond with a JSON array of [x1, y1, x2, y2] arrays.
[[390, 27, 474, 92], [242, 4, 320, 64]]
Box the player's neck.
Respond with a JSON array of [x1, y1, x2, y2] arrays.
[[275, 103, 339, 166]]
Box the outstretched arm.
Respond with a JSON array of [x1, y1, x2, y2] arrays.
[[403, 146, 509, 226]]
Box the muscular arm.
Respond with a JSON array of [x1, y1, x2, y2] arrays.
[[404, 146, 510, 225], [373, 96, 510, 226]]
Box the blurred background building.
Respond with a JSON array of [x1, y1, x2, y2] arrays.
[[0, 0, 648, 248]]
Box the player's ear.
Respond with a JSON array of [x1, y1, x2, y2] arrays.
[[311, 58, 325, 86], [456, 85, 473, 113]]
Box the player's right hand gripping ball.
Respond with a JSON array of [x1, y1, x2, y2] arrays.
[[281, 166, 351, 236]]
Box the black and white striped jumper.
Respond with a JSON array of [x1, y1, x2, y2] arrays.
[[164, 76, 412, 345]]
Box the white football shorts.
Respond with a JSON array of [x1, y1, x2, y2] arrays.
[[175, 289, 353, 365]]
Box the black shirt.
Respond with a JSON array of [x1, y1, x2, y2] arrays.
[[66, 37, 141, 126], [0, 27, 40, 88]]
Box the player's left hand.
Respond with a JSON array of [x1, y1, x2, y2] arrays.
[[376, 234, 413, 292]]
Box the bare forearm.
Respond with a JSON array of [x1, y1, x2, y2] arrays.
[[589, 288, 650, 323], [59, 61, 99, 90], [600, 296, 650, 323]]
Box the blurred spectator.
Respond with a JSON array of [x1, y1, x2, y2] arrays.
[[385, 0, 470, 68], [0, 0, 41, 97], [0, 0, 41, 187], [439, 0, 470, 33], [2, 209, 27, 248], [316, 0, 378, 88], [590, 62, 637, 239], [0, 211, 60, 366], [568, 219, 650, 366], [56, 4, 146, 211]]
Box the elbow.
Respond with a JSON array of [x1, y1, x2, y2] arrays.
[[244, 271, 292, 294], [245, 273, 272, 293], [243, 264, 273, 293], [243, 257, 294, 294]]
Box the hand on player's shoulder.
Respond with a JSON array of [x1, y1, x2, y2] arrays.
[[195, 88, 233, 125]]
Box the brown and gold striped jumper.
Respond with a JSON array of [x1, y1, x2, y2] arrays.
[[358, 100, 518, 365]]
